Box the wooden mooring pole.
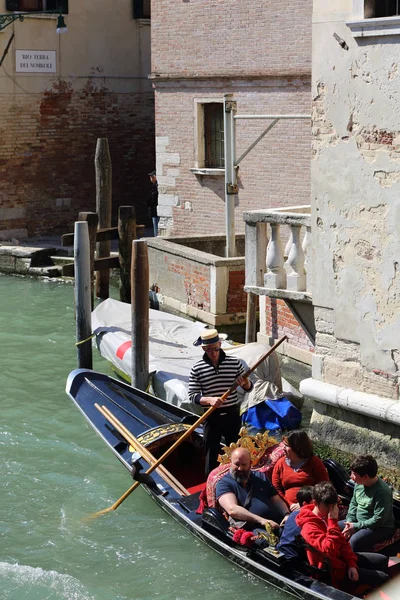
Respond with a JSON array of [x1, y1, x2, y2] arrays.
[[78, 211, 98, 310], [118, 205, 136, 303], [95, 138, 112, 300], [74, 221, 93, 369], [131, 239, 149, 390], [245, 292, 257, 344]]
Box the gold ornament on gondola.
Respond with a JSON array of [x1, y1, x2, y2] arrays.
[[257, 523, 279, 554], [217, 427, 279, 468]]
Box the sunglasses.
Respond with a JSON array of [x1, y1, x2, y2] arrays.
[[204, 347, 221, 354]]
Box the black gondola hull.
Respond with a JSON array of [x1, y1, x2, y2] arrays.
[[66, 369, 357, 600]]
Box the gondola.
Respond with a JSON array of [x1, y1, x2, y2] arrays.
[[66, 369, 397, 600]]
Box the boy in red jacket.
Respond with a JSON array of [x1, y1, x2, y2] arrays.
[[296, 482, 388, 592]]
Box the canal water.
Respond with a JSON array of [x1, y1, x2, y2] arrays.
[[1, 274, 291, 600]]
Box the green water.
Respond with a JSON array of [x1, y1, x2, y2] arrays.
[[1, 274, 291, 600]]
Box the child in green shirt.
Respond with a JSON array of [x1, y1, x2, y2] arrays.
[[339, 454, 396, 552]]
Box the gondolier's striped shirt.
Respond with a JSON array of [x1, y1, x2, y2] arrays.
[[188, 349, 247, 409]]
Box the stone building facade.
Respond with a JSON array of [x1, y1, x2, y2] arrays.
[[0, 0, 154, 240], [150, 0, 313, 238], [301, 0, 400, 464]]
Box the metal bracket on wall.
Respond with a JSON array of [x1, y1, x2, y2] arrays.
[[226, 183, 239, 195], [225, 100, 237, 113]]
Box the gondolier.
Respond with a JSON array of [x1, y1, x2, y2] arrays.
[[188, 329, 253, 476]]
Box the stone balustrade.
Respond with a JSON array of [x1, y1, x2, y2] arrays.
[[243, 205, 312, 301]]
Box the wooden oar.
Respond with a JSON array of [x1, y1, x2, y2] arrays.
[[89, 334, 287, 518], [96, 403, 190, 496]]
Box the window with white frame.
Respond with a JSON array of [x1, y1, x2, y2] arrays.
[[365, 0, 400, 18], [348, 0, 400, 36], [6, 0, 68, 12]]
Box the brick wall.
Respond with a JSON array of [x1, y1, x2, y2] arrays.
[[264, 298, 313, 351], [227, 269, 247, 314], [152, 0, 312, 78], [0, 82, 154, 239], [155, 80, 311, 236]]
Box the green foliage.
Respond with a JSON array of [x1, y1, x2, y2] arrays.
[[313, 440, 353, 471]]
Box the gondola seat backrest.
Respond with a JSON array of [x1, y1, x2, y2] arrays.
[[295, 536, 332, 584], [203, 441, 286, 512], [202, 507, 230, 536]]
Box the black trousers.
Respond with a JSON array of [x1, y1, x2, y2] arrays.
[[203, 406, 241, 477], [344, 552, 389, 593]]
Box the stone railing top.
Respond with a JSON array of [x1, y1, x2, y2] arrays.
[[243, 205, 311, 227], [146, 236, 245, 267]]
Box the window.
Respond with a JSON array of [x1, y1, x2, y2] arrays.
[[204, 103, 224, 168], [365, 0, 400, 18], [6, 0, 68, 12], [347, 0, 400, 36], [191, 99, 225, 173], [133, 0, 150, 19]]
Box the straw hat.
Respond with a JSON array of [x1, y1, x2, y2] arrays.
[[193, 328, 222, 347]]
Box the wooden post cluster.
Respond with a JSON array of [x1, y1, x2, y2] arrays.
[[66, 137, 147, 370]]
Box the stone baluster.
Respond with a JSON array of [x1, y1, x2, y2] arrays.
[[284, 228, 293, 258], [286, 224, 306, 291], [264, 223, 286, 289]]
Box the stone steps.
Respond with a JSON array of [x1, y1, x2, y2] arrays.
[[0, 244, 72, 277]]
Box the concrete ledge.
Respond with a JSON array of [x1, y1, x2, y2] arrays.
[[243, 210, 311, 227], [245, 285, 312, 303], [0, 245, 56, 258], [0, 245, 60, 275], [28, 266, 62, 277], [300, 377, 400, 426], [146, 235, 245, 267]]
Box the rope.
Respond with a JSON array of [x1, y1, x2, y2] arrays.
[[75, 333, 95, 346]]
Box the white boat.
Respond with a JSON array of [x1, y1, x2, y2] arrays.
[[92, 298, 301, 414]]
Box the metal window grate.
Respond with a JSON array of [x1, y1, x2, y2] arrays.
[[204, 103, 225, 168]]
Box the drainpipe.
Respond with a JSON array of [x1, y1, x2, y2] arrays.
[[223, 94, 238, 258]]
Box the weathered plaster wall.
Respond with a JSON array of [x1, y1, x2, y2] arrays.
[[311, 1, 400, 400]]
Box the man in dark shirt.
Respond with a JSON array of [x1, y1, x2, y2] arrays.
[[148, 170, 159, 237], [216, 448, 289, 530]]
